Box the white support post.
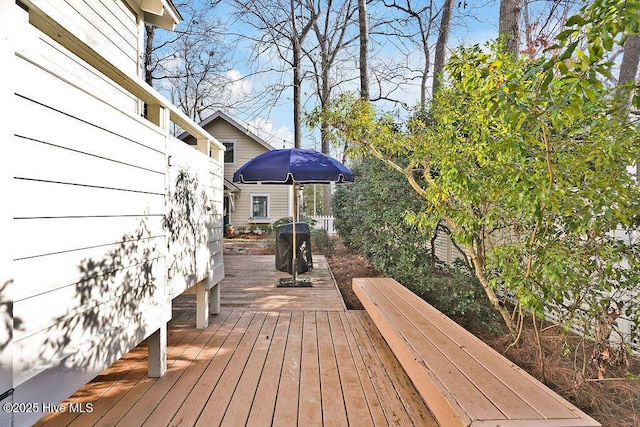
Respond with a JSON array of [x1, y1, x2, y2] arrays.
[[196, 137, 210, 157], [209, 283, 220, 315], [147, 324, 167, 377], [196, 280, 209, 329]]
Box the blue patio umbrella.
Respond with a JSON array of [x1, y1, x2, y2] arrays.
[[233, 148, 354, 284], [233, 148, 354, 185]]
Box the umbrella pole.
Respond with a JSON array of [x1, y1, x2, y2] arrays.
[[292, 182, 297, 282]]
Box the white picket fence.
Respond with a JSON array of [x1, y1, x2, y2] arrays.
[[309, 215, 337, 236]]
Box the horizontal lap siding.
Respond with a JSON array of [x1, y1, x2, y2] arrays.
[[30, 0, 139, 77], [207, 119, 291, 228], [433, 231, 467, 264], [11, 22, 168, 425], [166, 137, 224, 296], [0, 3, 18, 424], [209, 160, 225, 286], [34, 33, 138, 113], [234, 184, 290, 228]]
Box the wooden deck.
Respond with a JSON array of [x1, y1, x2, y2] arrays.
[[220, 255, 347, 311], [36, 255, 436, 426]]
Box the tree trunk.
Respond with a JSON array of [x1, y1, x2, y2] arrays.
[[293, 39, 302, 149], [358, 0, 370, 101], [499, 0, 522, 56], [432, 0, 454, 96], [617, 33, 640, 178], [144, 25, 155, 86], [618, 34, 640, 110], [466, 242, 517, 337]]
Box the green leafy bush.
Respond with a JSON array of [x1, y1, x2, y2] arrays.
[[310, 228, 334, 255], [333, 156, 500, 333]]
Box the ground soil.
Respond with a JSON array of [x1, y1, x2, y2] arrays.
[[225, 234, 640, 426]]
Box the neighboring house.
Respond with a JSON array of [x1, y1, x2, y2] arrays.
[[181, 111, 292, 231], [1, 1, 224, 425]]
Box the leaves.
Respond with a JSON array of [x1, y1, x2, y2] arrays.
[[312, 2, 640, 349]]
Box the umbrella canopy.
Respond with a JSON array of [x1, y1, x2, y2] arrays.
[[232, 148, 354, 184]]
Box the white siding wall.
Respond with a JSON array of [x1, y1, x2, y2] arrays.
[[1, 2, 19, 424], [433, 231, 467, 264], [166, 137, 224, 297], [28, 0, 141, 78], [207, 119, 291, 228], [2, 3, 223, 425], [11, 28, 169, 426]]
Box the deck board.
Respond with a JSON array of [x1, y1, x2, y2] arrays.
[[348, 310, 437, 427], [139, 311, 235, 426], [167, 311, 256, 426], [194, 312, 270, 426], [298, 311, 323, 425], [243, 312, 291, 427], [221, 255, 346, 311], [327, 312, 373, 426], [36, 255, 436, 426], [316, 312, 349, 427], [272, 311, 303, 426], [219, 312, 279, 426]]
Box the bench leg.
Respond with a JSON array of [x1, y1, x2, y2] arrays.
[[196, 280, 209, 329], [148, 324, 167, 377]]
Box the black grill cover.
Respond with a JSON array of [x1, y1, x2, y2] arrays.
[[275, 222, 313, 274]]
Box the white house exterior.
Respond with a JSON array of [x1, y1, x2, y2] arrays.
[[0, 1, 224, 425], [181, 111, 292, 231]]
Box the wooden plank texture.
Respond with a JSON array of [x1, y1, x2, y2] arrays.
[[220, 255, 346, 311], [353, 277, 601, 427], [38, 257, 436, 426]]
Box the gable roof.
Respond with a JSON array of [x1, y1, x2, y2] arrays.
[[185, 110, 277, 152]]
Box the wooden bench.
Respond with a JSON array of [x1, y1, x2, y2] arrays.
[[353, 277, 601, 427]]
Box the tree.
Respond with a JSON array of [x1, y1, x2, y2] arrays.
[[499, 0, 522, 54], [308, 0, 358, 155], [234, 0, 320, 148], [377, 0, 447, 108], [164, 22, 234, 121], [333, 157, 498, 329], [382, 1, 437, 108], [432, 0, 455, 94], [317, 0, 640, 345], [306, 0, 359, 213], [143, 1, 234, 121], [522, 0, 580, 57], [618, 34, 640, 110], [358, 0, 370, 100]]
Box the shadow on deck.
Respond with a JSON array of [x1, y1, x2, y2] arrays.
[[35, 255, 436, 426]]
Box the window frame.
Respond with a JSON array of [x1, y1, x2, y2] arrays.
[[220, 139, 237, 164], [249, 193, 270, 222]]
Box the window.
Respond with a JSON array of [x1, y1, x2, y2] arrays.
[[221, 140, 236, 164], [251, 195, 269, 220]]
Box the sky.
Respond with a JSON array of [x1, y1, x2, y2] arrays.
[[162, 0, 508, 151]]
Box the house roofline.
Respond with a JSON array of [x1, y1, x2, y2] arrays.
[[123, 0, 182, 30], [179, 110, 277, 152]]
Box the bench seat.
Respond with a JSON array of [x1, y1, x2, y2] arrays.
[[353, 277, 600, 427]]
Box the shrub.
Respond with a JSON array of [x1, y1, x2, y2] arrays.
[[333, 156, 500, 332], [310, 228, 334, 255]]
